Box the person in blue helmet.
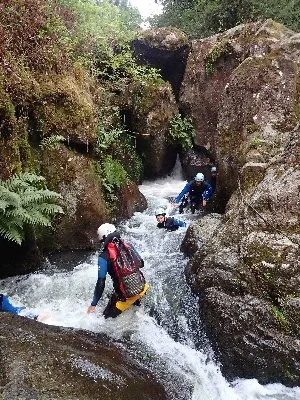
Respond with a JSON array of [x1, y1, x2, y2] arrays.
[[155, 208, 186, 231], [175, 172, 213, 214], [0, 293, 39, 320]]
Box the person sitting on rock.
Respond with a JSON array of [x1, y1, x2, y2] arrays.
[[175, 172, 212, 214], [155, 208, 186, 231]]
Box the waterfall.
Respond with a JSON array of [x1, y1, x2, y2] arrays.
[[1, 173, 299, 400]]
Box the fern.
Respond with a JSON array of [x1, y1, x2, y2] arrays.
[[0, 172, 64, 245], [39, 135, 66, 151]]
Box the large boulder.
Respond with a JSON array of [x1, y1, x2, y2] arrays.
[[132, 81, 178, 178], [180, 20, 295, 162], [0, 313, 166, 399], [184, 22, 300, 385], [132, 27, 189, 100]]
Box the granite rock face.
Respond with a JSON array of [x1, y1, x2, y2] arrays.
[[0, 314, 166, 400], [182, 21, 300, 385]]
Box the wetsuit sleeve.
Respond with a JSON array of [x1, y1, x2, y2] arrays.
[[175, 182, 191, 203], [1, 295, 25, 315], [173, 218, 186, 228], [91, 256, 107, 306], [202, 182, 213, 201]]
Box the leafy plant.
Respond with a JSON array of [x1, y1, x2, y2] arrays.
[[40, 135, 66, 150], [250, 136, 261, 148], [96, 126, 122, 153], [102, 156, 128, 196], [168, 114, 194, 151], [0, 172, 64, 245]]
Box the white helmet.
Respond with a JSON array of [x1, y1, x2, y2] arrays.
[[155, 207, 166, 216], [97, 223, 116, 241], [194, 172, 204, 182], [211, 166, 217, 172]]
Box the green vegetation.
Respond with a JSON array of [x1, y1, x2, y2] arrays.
[[40, 135, 66, 150], [151, 0, 300, 39], [102, 156, 128, 194], [250, 136, 262, 148], [96, 124, 143, 185], [271, 305, 291, 331], [0, 173, 64, 245], [205, 41, 233, 75], [168, 114, 194, 151]]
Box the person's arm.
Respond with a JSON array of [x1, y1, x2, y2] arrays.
[[1, 295, 25, 315], [173, 218, 186, 228], [175, 182, 191, 203], [202, 182, 213, 205], [87, 256, 107, 313]]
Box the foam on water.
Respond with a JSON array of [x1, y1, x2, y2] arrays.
[[1, 169, 299, 400]]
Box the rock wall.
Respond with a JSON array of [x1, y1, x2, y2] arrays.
[[182, 20, 300, 385]]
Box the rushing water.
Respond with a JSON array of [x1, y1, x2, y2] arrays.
[[1, 165, 299, 400]]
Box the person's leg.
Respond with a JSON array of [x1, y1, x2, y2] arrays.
[[179, 196, 188, 213], [103, 293, 122, 319]]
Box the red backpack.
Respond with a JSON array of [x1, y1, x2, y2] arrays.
[[107, 239, 145, 299]]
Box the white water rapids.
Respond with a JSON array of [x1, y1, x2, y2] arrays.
[[1, 165, 299, 400]]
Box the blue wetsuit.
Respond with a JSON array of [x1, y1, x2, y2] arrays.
[[0, 294, 38, 319], [175, 180, 212, 204]]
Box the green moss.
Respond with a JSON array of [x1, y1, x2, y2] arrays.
[[133, 80, 166, 117], [249, 136, 262, 148], [204, 41, 233, 76], [271, 305, 291, 332]]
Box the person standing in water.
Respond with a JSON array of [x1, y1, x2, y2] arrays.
[[175, 172, 212, 214], [87, 223, 148, 319]]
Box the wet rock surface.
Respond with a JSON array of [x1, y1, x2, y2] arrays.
[[183, 20, 300, 385], [0, 314, 166, 400]]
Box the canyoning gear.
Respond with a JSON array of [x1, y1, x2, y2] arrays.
[[211, 166, 217, 173], [90, 231, 147, 319], [194, 173, 204, 182], [157, 216, 186, 231], [175, 180, 212, 206], [0, 294, 25, 315], [155, 208, 166, 216], [0, 294, 38, 319], [115, 283, 149, 312], [107, 238, 145, 298], [97, 223, 116, 241]]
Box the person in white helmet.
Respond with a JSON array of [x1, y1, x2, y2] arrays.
[[87, 223, 148, 319], [174, 172, 212, 214], [155, 208, 186, 231], [209, 166, 218, 194]]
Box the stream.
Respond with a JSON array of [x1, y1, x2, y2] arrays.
[[1, 166, 299, 400]]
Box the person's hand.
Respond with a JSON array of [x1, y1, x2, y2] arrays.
[[202, 200, 207, 207], [172, 202, 179, 208], [87, 305, 96, 314]]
